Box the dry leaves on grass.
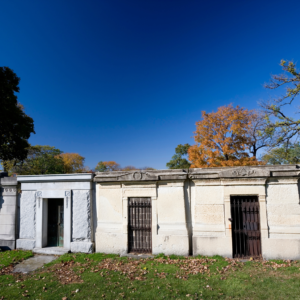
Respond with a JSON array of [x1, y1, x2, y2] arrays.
[[97, 259, 148, 281], [0, 265, 14, 275], [155, 257, 216, 276], [45, 260, 84, 285]]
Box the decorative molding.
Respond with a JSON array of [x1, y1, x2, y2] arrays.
[[65, 191, 70, 208], [2, 187, 17, 195], [219, 167, 270, 178], [36, 191, 42, 208], [232, 168, 256, 177]]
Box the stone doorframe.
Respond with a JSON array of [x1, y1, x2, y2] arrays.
[[222, 178, 268, 255], [35, 190, 71, 249], [121, 182, 157, 254]]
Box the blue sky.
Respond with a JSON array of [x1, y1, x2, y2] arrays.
[[1, 0, 300, 169]]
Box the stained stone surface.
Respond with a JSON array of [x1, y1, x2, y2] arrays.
[[19, 191, 36, 239], [13, 255, 56, 273], [72, 190, 91, 241]]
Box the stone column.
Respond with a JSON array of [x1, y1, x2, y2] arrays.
[[0, 174, 18, 250]]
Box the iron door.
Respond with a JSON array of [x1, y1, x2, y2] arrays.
[[128, 198, 152, 253], [48, 199, 64, 247], [230, 196, 261, 258]]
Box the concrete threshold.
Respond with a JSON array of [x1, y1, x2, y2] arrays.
[[13, 255, 57, 273], [33, 247, 70, 255]]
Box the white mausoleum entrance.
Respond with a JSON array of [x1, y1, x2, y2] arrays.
[[16, 174, 94, 254]]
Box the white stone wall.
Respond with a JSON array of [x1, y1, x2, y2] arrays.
[[264, 178, 300, 259], [95, 180, 189, 255], [95, 183, 124, 254], [72, 190, 91, 242], [19, 191, 36, 240]]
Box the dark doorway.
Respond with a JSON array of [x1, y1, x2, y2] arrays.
[[48, 199, 64, 247], [128, 198, 152, 253], [230, 196, 261, 258]]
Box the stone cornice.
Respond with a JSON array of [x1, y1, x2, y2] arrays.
[[94, 165, 300, 183], [17, 173, 94, 182]]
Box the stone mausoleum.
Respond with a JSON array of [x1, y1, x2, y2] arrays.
[[1, 165, 300, 259]]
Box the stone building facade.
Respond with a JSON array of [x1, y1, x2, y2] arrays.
[[0, 172, 18, 250], [13, 165, 300, 259], [16, 174, 94, 254]]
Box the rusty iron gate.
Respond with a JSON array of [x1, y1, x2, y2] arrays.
[[128, 197, 152, 253], [230, 196, 261, 258]]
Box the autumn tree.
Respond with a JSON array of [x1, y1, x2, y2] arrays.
[[2, 145, 65, 175], [261, 60, 300, 146], [95, 161, 120, 172], [58, 153, 88, 173], [166, 144, 191, 169], [0, 67, 35, 168], [122, 165, 138, 171], [188, 105, 263, 167]]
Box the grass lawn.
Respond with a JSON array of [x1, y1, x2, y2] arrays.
[[1, 251, 300, 299]]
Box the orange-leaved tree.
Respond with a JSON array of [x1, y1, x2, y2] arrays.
[[188, 104, 264, 167], [58, 153, 88, 173]]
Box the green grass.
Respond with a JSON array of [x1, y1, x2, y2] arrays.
[[1, 251, 300, 299], [0, 249, 33, 269]]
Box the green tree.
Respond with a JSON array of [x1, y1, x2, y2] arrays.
[[95, 161, 107, 172], [0, 67, 35, 168], [166, 144, 191, 169], [262, 60, 300, 146], [261, 143, 300, 165], [3, 145, 65, 175]]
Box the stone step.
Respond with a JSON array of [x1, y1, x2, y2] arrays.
[[33, 247, 70, 255]]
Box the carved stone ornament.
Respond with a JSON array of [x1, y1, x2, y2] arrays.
[[3, 187, 17, 194], [116, 172, 158, 181], [232, 168, 256, 177], [219, 167, 270, 178]]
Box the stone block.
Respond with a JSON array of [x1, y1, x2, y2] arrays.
[[0, 240, 15, 250], [196, 204, 224, 214], [267, 185, 299, 204], [0, 214, 16, 225], [0, 205, 16, 214], [19, 191, 36, 239], [262, 239, 300, 260], [95, 232, 126, 254], [194, 186, 223, 205], [71, 242, 94, 253], [267, 204, 300, 215], [193, 236, 232, 257], [268, 215, 300, 226], [16, 239, 36, 250], [153, 235, 189, 256], [0, 224, 15, 235], [72, 190, 91, 241], [195, 211, 224, 225]]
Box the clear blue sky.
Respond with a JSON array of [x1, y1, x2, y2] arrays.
[[1, 0, 300, 169]]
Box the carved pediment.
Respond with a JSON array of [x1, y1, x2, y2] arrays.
[[118, 171, 158, 181], [94, 171, 159, 182], [219, 167, 270, 178]]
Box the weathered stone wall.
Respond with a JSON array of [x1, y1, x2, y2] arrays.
[[94, 166, 300, 259], [0, 173, 18, 250]]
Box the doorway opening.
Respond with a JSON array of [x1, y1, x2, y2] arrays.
[[230, 196, 261, 258], [128, 197, 152, 253], [47, 199, 64, 247]]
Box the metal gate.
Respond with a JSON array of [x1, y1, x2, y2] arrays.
[[230, 196, 261, 258], [128, 197, 152, 253]]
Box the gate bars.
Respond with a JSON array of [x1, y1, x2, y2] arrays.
[[230, 196, 262, 258], [128, 197, 152, 253]]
